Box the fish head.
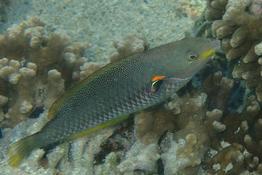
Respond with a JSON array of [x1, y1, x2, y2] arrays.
[[166, 37, 220, 79]]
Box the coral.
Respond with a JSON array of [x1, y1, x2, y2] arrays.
[[205, 0, 262, 101], [0, 111, 115, 175], [78, 35, 148, 81], [109, 35, 148, 62], [132, 70, 235, 174], [77, 62, 105, 80], [205, 0, 228, 21], [0, 17, 92, 127], [133, 89, 212, 174], [160, 92, 210, 175], [204, 95, 262, 174], [134, 109, 175, 145], [117, 142, 160, 174], [0, 31, 151, 174], [133, 64, 262, 175], [200, 3, 262, 172], [95, 152, 120, 175], [203, 71, 234, 111], [160, 122, 208, 175], [1, 1, 262, 174]]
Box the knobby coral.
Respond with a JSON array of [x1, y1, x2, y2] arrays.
[[195, 0, 262, 174], [0, 32, 150, 174], [1, 1, 262, 174], [133, 69, 262, 174], [206, 0, 262, 100], [0, 17, 93, 127]]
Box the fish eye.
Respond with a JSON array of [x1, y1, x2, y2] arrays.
[[187, 50, 199, 61], [189, 54, 197, 60]]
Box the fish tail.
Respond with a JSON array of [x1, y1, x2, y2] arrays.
[[8, 133, 41, 167]]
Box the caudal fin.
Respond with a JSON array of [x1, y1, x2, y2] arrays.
[[8, 133, 40, 167]]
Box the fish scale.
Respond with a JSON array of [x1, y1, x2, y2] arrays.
[[40, 39, 213, 142], [7, 37, 219, 167], [41, 74, 168, 144]]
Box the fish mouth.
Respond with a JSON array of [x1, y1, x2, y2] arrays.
[[199, 48, 216, 60], [179, 39, 220, 79], [199, 39, 220, 60]]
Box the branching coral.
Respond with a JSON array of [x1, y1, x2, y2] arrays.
[[201, 2, 262, 173], [134, 90, 210, 174], [135, 109, 175, 145], [203, 71, 234, 111], [117, 142, 160, 174], [80, 35, 148, 80], [206, 0, 262, 101], [0, 33, 150, 174], [0, 112, 115, 175], [0, 17, 92, 127], [124, 91, 212, 174], [203, 95, 262, 174], [133, 64, 262, 175], [199, 2, 262, 172], [205, 0, 228, 21], [1, 1, 261, 174], [109, 34, 148, 62], [0, 26, 149, 130]]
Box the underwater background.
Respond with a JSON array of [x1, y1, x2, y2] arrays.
[[0, 0, 262, 174]]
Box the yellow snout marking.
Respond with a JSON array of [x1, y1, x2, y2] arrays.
[[199, 48, 216, 60]]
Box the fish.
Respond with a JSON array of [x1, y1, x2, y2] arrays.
[[150, 75, 165, 92], [7, 37, 219, 167]]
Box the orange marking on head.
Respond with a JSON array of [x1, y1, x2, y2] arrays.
[[151, 75, 166, 82]]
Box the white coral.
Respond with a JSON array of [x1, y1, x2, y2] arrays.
[[117, 142, 160, 174]]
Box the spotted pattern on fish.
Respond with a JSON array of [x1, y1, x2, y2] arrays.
[[7, 37, 219, 167]]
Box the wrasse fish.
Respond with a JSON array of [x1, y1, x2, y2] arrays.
[[8, 37, 219, 167]]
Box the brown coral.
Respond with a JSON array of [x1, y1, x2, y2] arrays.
[[133, 64, 262, 174], [0, 17, 91, 127], [206, 0, 262, 102], [203, 96, 262, 174], [205, 0, 228, 21], [134, 90, 210, 174], [110, 6, 262, 173], [203, 71, 234, 111], [109, 35, 148, 62], [201, 3, 262, 172]]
